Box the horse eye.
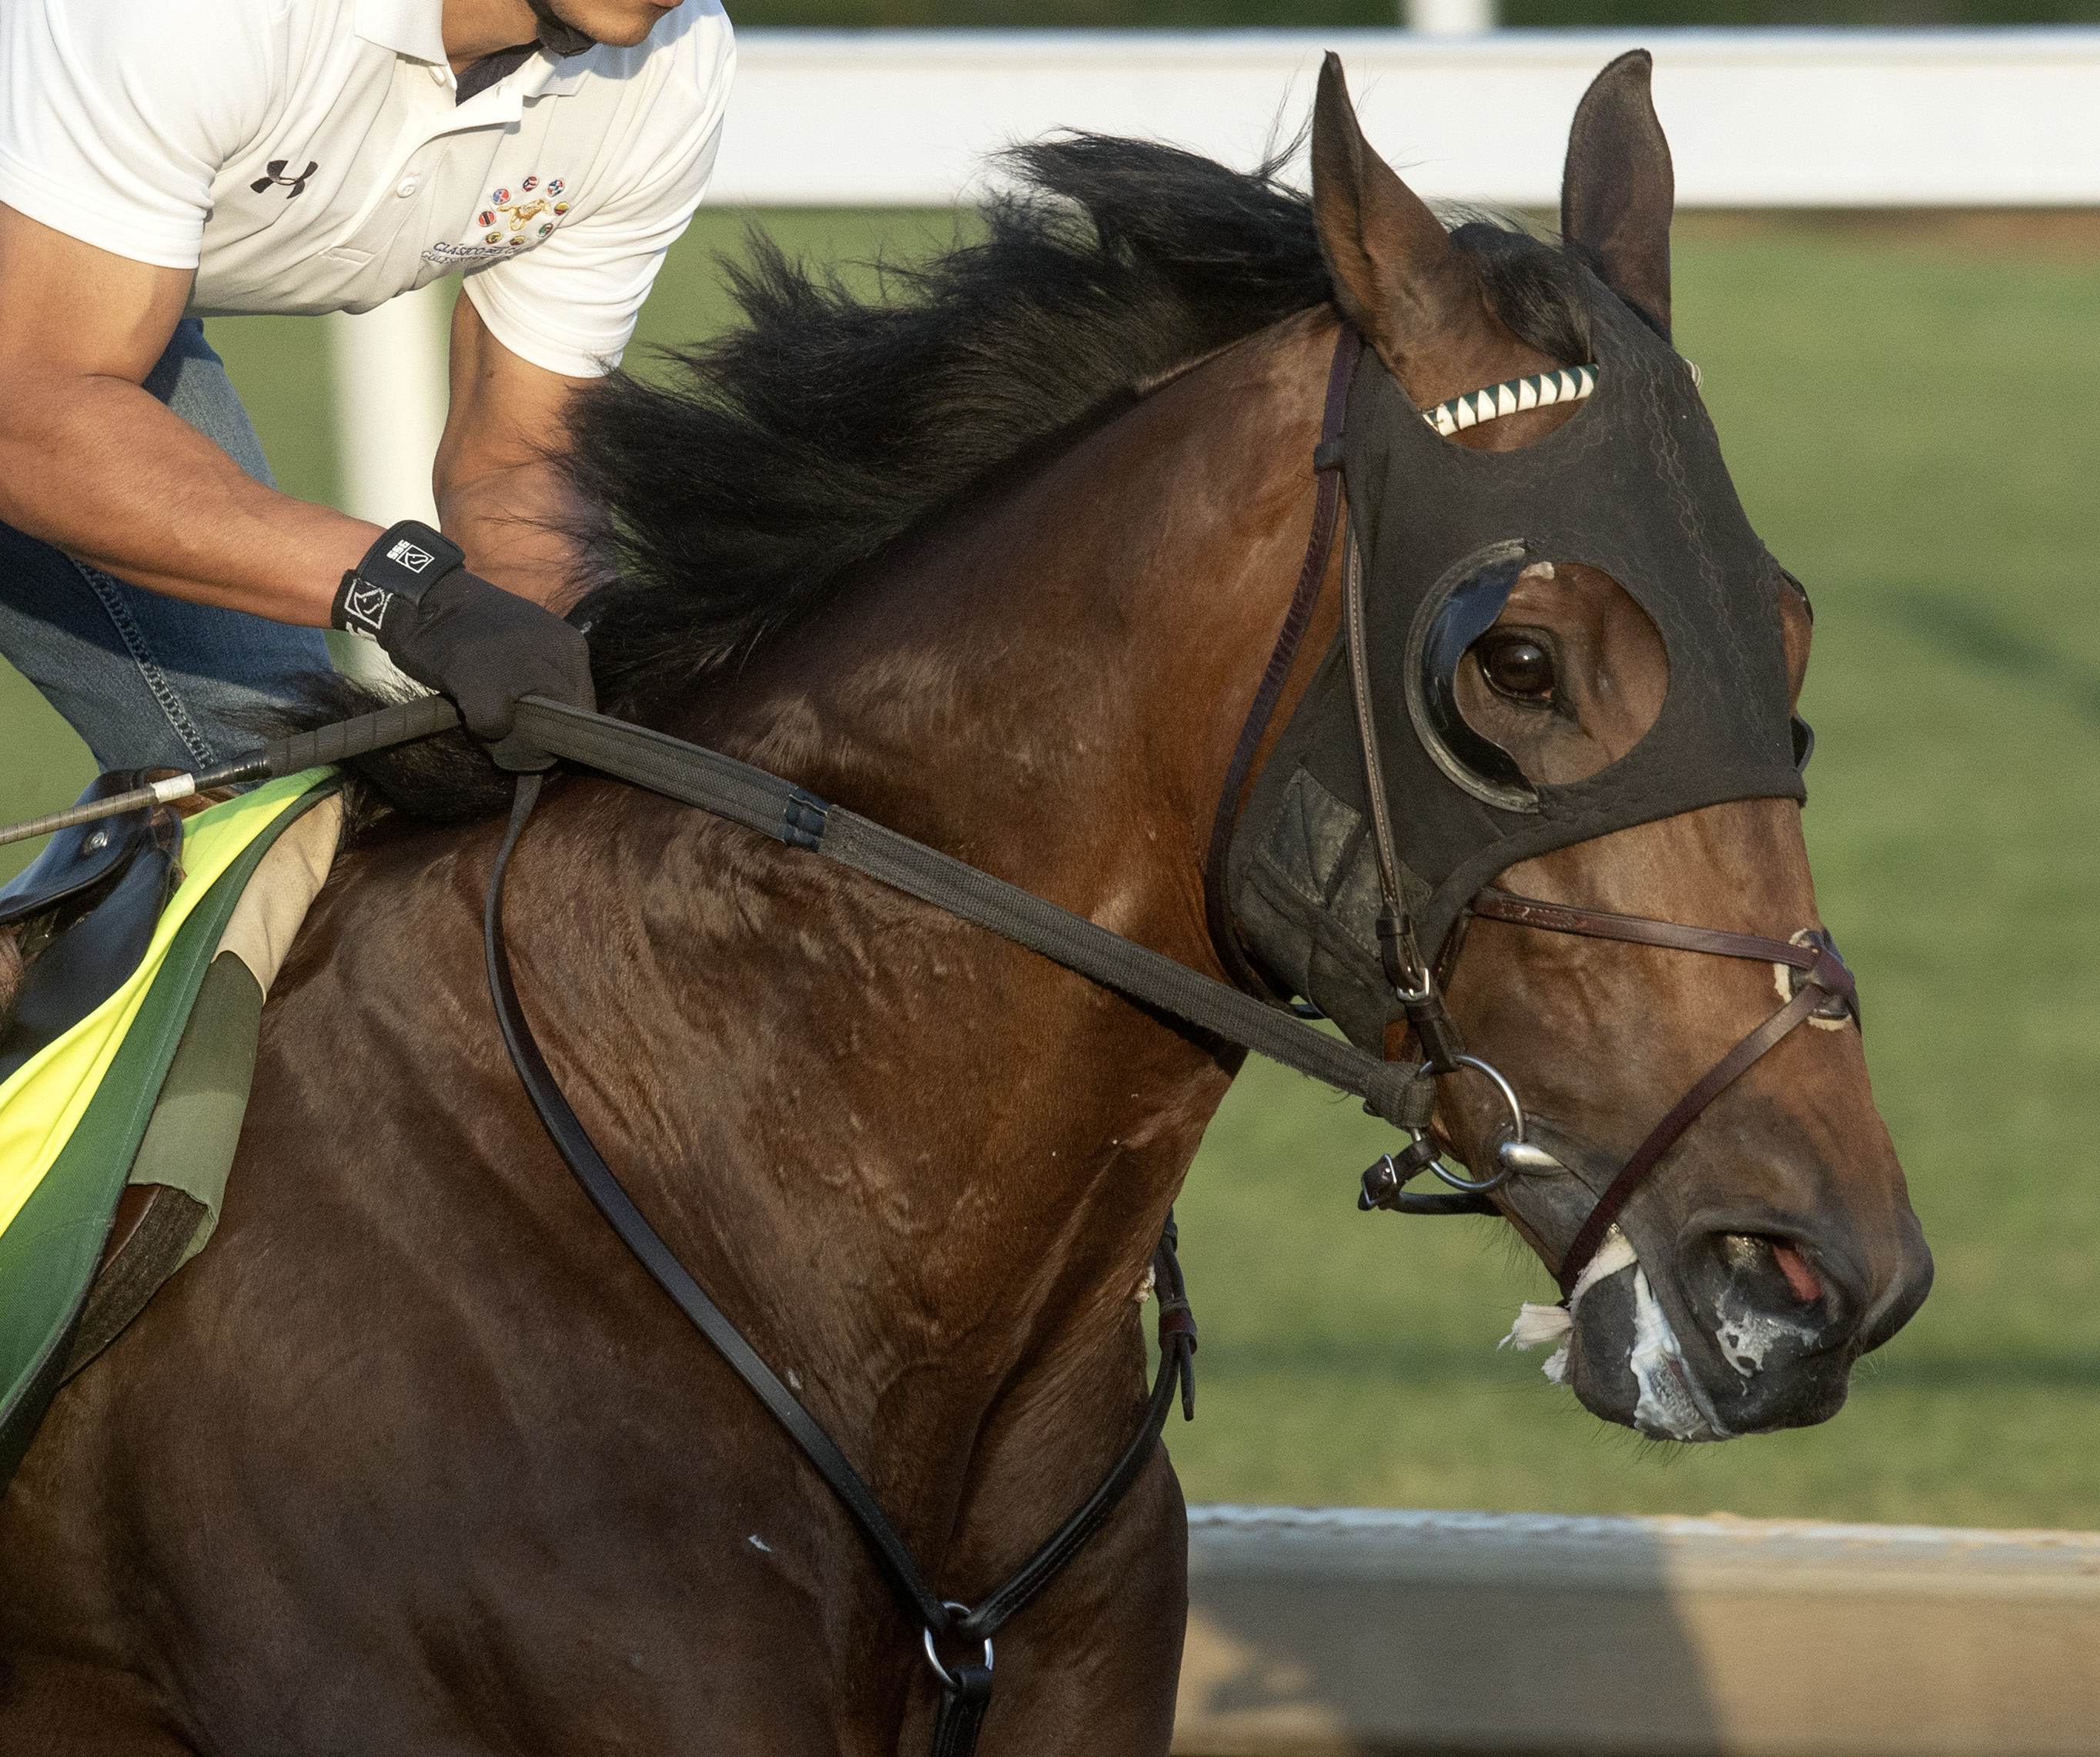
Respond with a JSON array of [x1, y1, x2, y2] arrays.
[[1477, 636, 1556, 702]]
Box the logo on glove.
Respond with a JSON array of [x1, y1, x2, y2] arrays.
[[385, 539, 438, 574], [339, 581, 394, 636]]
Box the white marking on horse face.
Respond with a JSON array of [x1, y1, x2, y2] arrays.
[[1133, 1263, 1156, 1304], [747, 1534, 774, 1552]]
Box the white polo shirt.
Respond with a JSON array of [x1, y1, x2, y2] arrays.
[[0, 0, 734, 376]]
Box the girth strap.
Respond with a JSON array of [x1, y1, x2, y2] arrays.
[[1468, 889, 1858, 1297], [487, 772, 1196, 1757]]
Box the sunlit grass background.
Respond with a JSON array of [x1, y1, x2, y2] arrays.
[[5, 206, 2095, 1528]]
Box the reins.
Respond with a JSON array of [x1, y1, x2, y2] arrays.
[[473, 320, 1853, 1739], [0, 324, 1860, 1750], [470, 689, 1427, 1757]]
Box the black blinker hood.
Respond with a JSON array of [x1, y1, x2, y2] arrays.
[[1226, 289, 1806, 1052]]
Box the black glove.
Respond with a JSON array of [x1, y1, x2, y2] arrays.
[[333, 521, 594, 771]]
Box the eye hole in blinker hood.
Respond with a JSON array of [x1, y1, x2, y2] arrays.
[[1409, 550, 1537, 812], [1403, 545, 1709, 809]]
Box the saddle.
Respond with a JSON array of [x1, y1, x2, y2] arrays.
[[0, 769, 342, 1491], [0, 771, 186, 1085]]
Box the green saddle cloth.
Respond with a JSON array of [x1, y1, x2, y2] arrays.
[[0, 770, 339, 1488]]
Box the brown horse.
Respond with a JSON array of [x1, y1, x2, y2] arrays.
[[0, 54, 1928, 1754]]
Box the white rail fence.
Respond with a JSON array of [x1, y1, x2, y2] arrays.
[[329, 26, 2100, 528], [1175, 1504, 2100, 1755]]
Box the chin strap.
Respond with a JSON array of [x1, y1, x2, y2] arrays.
[[1339, 528, 1469, 1074]]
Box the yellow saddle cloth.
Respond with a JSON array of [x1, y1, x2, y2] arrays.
[[0, 770, 339, 1484]]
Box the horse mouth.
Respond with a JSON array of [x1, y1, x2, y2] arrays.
[[1496, 1127, 1924, 1441], [1543, 1238, 1742, 1443]]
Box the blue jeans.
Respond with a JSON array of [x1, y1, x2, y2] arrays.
[[0, 320, 333, 773]]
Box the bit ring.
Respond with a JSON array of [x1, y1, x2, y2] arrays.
[[1416, 1053, 1527, 1192]]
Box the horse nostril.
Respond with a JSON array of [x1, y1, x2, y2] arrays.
[[1771, 1241, 1824, 1304], [1716, 1231, 1830, 1312]]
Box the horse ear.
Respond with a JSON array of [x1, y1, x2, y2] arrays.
[[1560, 49, 1675, 340], [1311, 52, 1477, 371]]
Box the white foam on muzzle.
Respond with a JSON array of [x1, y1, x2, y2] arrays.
[[1499, 1227, 1639, 1384], [1500, 1227, 1734, 1442]]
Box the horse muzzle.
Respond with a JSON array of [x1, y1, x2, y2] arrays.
[[1510, 1133, 1934, 1441]]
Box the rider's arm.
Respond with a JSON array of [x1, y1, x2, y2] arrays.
[[0, 203, 376, 625], [433, 295, 597, 614]]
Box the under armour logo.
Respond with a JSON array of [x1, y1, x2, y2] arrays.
[[250, 159, 319, 199]]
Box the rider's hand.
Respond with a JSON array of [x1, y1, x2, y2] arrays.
[[376, 569, 595, 766], [333, 520, 594, 771]]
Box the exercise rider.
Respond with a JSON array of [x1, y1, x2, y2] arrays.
[[0, 0, 734, 775]]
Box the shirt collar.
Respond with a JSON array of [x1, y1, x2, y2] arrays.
[[354, 0, 449, 66], [449, 46, 587, 121]]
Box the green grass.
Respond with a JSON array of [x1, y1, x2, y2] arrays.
[[5, 208, 2095, 1528]]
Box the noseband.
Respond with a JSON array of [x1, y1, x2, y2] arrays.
[[1465, 892, 1856, 1296], [1205, 323, 1860, 1300]]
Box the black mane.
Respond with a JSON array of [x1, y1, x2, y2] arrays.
[[327, 135, 1594, 822], [564, 135, 1591, 725]]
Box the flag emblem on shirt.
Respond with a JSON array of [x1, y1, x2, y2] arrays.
[[427, 176, 576, 268], [487, 182, 568, 236]]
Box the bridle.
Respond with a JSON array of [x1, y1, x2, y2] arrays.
[[464, 321, 1854, 1755], [0, 323, 1857, 1742], [1203, 323, 1859, 1300]]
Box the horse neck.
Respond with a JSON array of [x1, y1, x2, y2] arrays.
[[547, 309, 1339, 1537]]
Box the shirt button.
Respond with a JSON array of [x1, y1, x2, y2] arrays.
[[396, 179, 418, 198]]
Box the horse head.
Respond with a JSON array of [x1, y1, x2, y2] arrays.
[[1229, 53, 1931, 1440]]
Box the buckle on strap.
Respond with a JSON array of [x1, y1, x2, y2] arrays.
[[781, 788, 830, 852]]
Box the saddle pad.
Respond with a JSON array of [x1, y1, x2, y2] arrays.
[[0, 770, 339, 1488]]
